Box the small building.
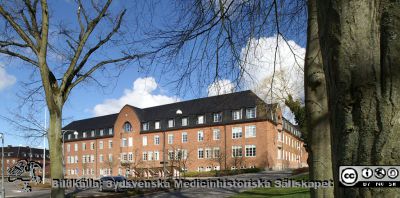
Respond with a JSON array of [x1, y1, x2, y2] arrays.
[[0, 145, 50, 176]]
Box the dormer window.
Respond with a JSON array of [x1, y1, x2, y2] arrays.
[[83, 132, 87, 138], [246, 107, 256, 119], [91, 130, 95, 137], [168, 119, 175, 128], [74, 132, 78, 139], [197, 115, 205, 124], [182, 117, 188, 126], [232, 109, 242, 120], [213, 112, 222, 122], [124, 122, 132, 132], [100, 129, 104, 136], [155, 121, 160, 129], [68, 134, 71, 140], [143, 122, 149, 131], [108, 128, 113, 135]]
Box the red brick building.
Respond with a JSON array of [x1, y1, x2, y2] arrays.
[[0, 145, 50, 177], [63, 90, 307, 178]]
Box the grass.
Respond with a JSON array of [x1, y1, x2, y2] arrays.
[[231, 173, 310, 198]]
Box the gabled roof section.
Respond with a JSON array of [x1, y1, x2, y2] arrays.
[[63, 113, 118, 132], [135, 90, 265, 122]]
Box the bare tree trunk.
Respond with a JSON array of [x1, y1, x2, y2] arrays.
[[317, 0, 400, 197], [48, 107, 65, 197], [304, 0, 334, 198]]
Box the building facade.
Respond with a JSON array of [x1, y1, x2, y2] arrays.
[[0, 145, 50, 176], [63, 90, 307, 178]]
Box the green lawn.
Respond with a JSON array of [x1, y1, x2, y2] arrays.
[[231, 174, 310, 198]]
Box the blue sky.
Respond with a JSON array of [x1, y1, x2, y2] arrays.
[[0, 0, 306, 148]]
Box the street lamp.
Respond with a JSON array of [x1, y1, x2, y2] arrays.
[[0, 132, 5, 198], [62, 130, 78, 176]]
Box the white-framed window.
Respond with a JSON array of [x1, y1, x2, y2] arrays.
[[124, 122, 132, 132], [168, 134, 174, 144], [181, 149, 188, 159], [108, 140, 113, 148], [197, 131, 204, 142], [83, 132, 87, 138], [232, 109, 242, 120], [154, 135, 160, 145], [67, 144, 70, 152], [213, 112, 222, 122], [245, 125, 256, 138], [232, 127, 242, 139], [128, 137, 133, 147], [148, 151, 153, 161], [155, 121, 160, 129], [121, 138, 127, 147], [168, 119, 175, 128], [168, 150, 174, 160], [278, 131, 282, 141], [143, 136, 148, 146], [213, 129, 220, 140], [74, 143, 78, 152], [82, 143, 86, 151], [197, 115, 205, 124], [245, 145, 256, 157], [246, 107, 256, 118], [128, 152, 133, 161], [108, 128, 113, 135], [182, 132, 188, 143], [213, 147, 220, 158], [108, 154, 113, 162], [91, 130, 95, 137], [75, 155, 78, 163], [68, 134, 71, 140], [205, 148, 212, 159], [198, 148, 204, 159], [143, 152, 148, 161], [100, 129, 104, 136], [232, 146, 242, 157], [143, 122, 149, 131], [74, 132, 78, 139], [90, 142, 95, 150], [99, 141, 103, 149], [182, 117, 188, 126], [154, 151, 160, 160], [99, 154, 104, 162]]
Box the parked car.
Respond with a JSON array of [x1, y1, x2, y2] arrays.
[[99, 176, 126, 192]]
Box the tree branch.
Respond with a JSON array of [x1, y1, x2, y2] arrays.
[[0, 4, 38, 53], [0, 48, 38, 66]]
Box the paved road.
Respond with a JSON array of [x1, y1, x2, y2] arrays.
[[135, 171, 293, 198], [1, 171, 293, 198]]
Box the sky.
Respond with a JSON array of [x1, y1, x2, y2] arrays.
[[0, 0, 306, 148]]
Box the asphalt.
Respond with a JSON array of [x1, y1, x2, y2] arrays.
[[1, 171, 294, 198]]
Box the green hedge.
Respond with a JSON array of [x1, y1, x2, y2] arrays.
[[182, 168, 262, 177]]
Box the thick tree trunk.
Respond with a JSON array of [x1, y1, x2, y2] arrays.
[[317, 0, 400, 197], [48, 108, 65, 197], [304, 0, 334, 197]]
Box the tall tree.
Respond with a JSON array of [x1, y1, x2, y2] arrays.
[[0, 1, 147, 197], [317, 0, 400, 196], [304, 0, 333, 197]]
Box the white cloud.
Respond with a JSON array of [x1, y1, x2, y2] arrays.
[[93, 77, 179, 116], [0, 66, 16, 91], [240, 35, 305, 121], [207, 79, 235, 96]]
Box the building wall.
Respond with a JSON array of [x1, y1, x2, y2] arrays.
[[64, 105, 308, 178]]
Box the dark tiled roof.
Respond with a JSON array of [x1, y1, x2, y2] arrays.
[[0, 146, 49, 159], [134, 90, 276, 132], [63, 90, 278, 136], [63, 113, 118, 132]]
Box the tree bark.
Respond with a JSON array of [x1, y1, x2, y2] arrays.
[[304, 0, 334, 197], [48, 106, 65, 197], [317, 0, 400, 197]]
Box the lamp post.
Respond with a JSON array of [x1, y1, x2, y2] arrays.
[[62, 130, 78, 176], [0, 132, 5, 198]]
